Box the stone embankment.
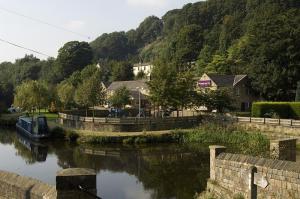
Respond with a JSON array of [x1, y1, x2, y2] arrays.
[[58, 112, 200, 132], [0, 168, 97, 199], [207, 138, 300, 199], [236, 116, 300, 142]]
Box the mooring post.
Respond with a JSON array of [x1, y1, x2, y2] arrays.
[[209, 145, 226, 180], [56, 168, 97, 199], [248, 166, 257, 199]]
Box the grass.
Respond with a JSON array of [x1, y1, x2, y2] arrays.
[[173, 123, 270, 156], [0, 113, 22, 120], [0, 109, 58, 121], [33, 109, 58, 120]]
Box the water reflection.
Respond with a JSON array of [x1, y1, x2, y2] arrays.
[[16, 133, 48, 162], [0, 129, 210, 199]]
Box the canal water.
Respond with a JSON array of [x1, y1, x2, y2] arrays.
[[0, 129, 210, 199]]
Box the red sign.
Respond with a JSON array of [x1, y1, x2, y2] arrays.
[[198, 80, 211, 87]]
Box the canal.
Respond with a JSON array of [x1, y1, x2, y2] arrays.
[[0, 129, 210, 199]]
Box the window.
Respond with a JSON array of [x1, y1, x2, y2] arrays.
[[246, 88, 250, 95], [236, 88, 240, 96]]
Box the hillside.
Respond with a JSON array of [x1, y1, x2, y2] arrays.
[[90, 0, 300, 100], [0, 0, 299, 110]]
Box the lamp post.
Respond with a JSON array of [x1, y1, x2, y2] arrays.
[[136, 87, 144, 118]]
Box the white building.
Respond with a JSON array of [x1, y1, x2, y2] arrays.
[[133, 63, 154, 80]]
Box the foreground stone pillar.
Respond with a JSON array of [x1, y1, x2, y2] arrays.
[[56, 168, 97, 199], [209, 145, 226, 180], [270, 138, 297, 161]]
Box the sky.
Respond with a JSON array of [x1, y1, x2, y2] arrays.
[[0, 0, 200, 62]]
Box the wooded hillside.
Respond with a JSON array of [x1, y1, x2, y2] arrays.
[[0, 0, 299, 109]]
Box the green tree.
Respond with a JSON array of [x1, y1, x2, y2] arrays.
[[135, 16, 163, 47], [91, 32, 132, 61], [169, 24, 204, 69], [57, 82, 76, 110], [147, 61, 177, 116], [110, 61, 134, 81], [203, 88, 235, 113], [135, 71, 146, 80], [55, 41, 93, 81], [14, 80, 49, 114], [109, 86, 131, 109], [172, 71, 196, 116], [74, 71, 106, 118], [295, 82, 300, 102]]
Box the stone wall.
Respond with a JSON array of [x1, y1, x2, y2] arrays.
[[270, 138, 297, 161], [59, 114, 200, 132], [0, 170, 56, 199], [238, 122, 300, 142], [208, 144, 300, 199], [0, 168, 97, 199]]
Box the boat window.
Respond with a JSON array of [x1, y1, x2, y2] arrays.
[[38, 118, 46, 126]]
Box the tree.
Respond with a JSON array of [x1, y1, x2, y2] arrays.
[[108, 86, 131, 109], [295, 82, 300, 101], [135, 71, 146, 80], [203, 88, 235, 113], [91, 32, 132, 61], [74, 71, 106, 118], [55, 41, 93, 81], [14, 80, 50, 114], [147, 61, 177, 116], [57, 82, 76, 110], [232, 6, 300, 100], [135, 16, 163, 47], [110, 61, 134, 81], [169, 24, 204, 69], [172, 71, 196, 116]]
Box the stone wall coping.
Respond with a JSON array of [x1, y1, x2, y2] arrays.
[[209, 145, 227, 149], [270, 138, 297, 143], [0, 170, 56, 198], [217, 153, 300, 173], [56, 168, 96, 176]]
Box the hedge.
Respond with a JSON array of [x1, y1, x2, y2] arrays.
[[252, 102, 300, 119]]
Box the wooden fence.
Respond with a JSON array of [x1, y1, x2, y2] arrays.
[[235, 117, 300, 127]]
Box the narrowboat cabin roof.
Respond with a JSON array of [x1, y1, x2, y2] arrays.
[[19, 117, 33, 123]]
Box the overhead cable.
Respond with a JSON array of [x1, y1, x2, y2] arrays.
[[0, 37, 51, 57], [0, 6, 91, 40]]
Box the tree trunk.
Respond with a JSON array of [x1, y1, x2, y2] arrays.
[[86, 108, 88, 117]]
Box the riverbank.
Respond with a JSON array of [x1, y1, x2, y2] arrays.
[[0, 110, 58, 127], [0, 113, 22, 127], [49, 120, 188, 144], [50, 121, 269, 156]]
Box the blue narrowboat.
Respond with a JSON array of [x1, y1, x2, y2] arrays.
[[16, 115, 50, 140]]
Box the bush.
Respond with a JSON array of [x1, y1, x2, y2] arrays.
[[50, 127, 65, 138], [252, 102, 300, 119], [65, 130, 79, 142], [234, 112, 251, 117]]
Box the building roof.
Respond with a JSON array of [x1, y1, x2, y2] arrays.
[[107, 80, 148, 91], [206, 74, 247, 87], [130, 90, 147, 100], [233, 75, 248, 86]]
